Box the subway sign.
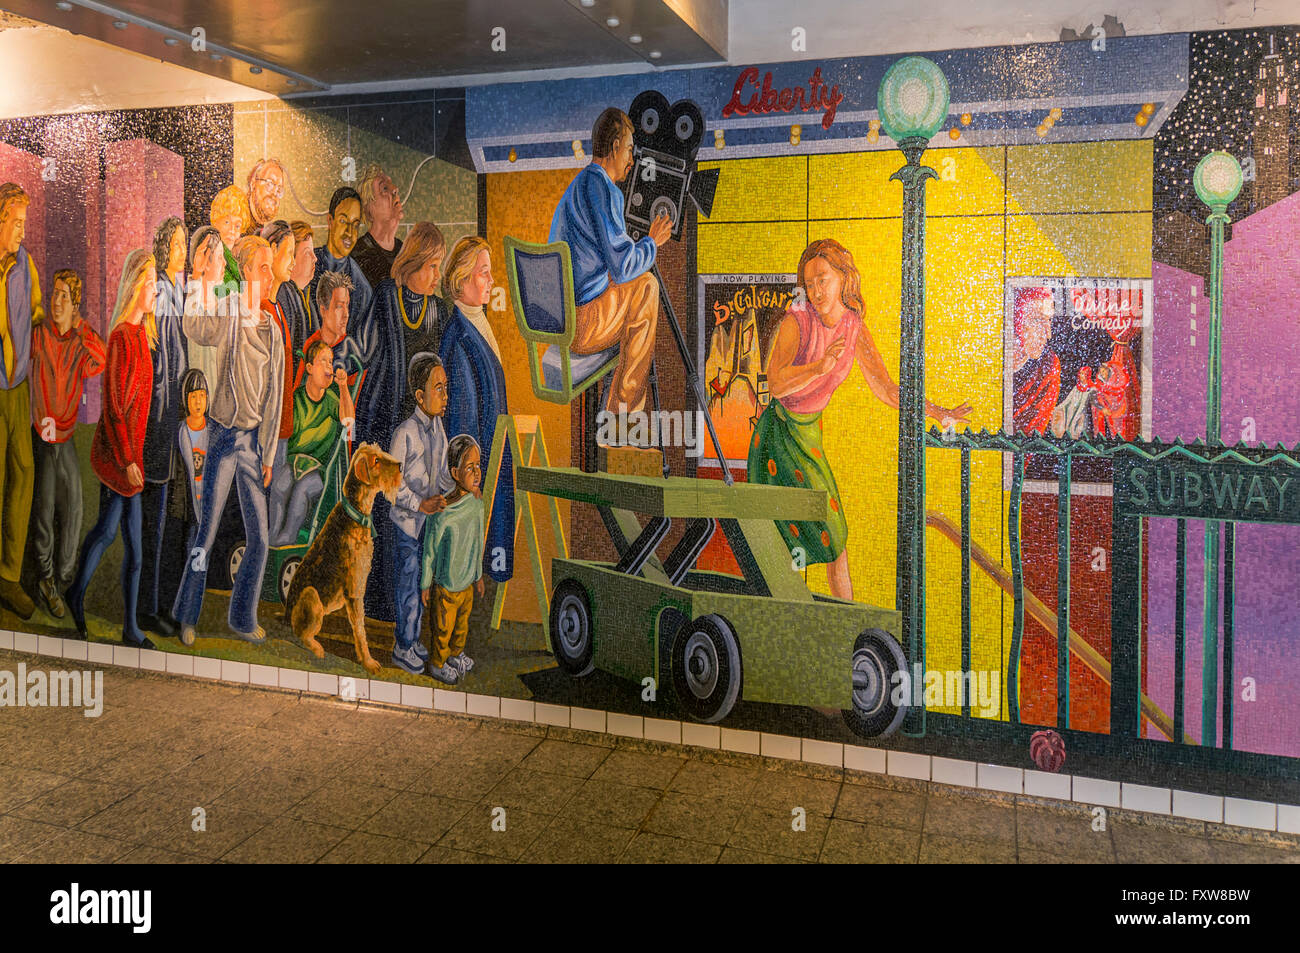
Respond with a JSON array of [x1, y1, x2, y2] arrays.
[[1113, 454, 1300, 524]]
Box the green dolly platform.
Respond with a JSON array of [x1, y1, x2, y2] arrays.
[[517, 464, 910, 738]]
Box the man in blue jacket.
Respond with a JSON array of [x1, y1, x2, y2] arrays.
[[549, 107, 671, 416]]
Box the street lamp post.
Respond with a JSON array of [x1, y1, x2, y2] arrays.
[[1192, 150, 1243, 747], [877, 56, 950, 734]]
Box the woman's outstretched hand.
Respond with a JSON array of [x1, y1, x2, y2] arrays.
[[937, 401, 974, 428]]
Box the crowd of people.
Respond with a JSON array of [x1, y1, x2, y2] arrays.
[[0, 105, 699, 681], [0, 161, 510, 683]]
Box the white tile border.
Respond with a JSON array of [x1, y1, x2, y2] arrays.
[[931, 756, 978, 788], [570, 707, 605, 733], [139, 649, 167, 673], [339, 676, 370, 701], [1025, 769, 1072, 800], [1173, 789, 1224, 824], [720, 727, 760, 755], [760, 733, 801, 761], [680, 723, 720, 750], [644, 717, 681, 745], [249, 664, 279, 688], [1224, 797, 1276, 831], [977, 762, 1023, 794], [500, 697, 535, 722], [222, 660, 251, 685], [192, 656, 221, 680], [368, 678, 401, 705], [433, 688, 466, 713], [802, 738, 843, 768], [1073, 775, 1121, 808], [1278, 803, 1300, 836], [607, 712, 644, 739], [843, 745, 886, 774], [1121, 782, 1171, 815], [888, 750, 931, 781], [307, 672, 338, 696], [465, 693, 500, 718], [278, 667, 308, 691], [534, 702, 569, 727], [401, 684, 433, 710], [2, 632, 1297, 831]]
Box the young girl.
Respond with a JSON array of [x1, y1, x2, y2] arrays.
[[178, 368, 209, 526], [66, 249, 158, 646]]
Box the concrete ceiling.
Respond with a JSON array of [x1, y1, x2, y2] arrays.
[[0, 0, 728, 95], [0, 0, 1297, 116]]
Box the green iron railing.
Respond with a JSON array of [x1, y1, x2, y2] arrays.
[[923, 428, 1300, 747]]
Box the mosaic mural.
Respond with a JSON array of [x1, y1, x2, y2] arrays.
[[1, 27, 1298, 801]]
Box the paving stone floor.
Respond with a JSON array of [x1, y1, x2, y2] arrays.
[[1, 650, 1297, 864]]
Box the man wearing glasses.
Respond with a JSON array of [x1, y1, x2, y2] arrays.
[[244, 158, 286, 236]]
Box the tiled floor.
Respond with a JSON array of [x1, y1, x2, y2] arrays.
[[1, 649, 1297, 864]]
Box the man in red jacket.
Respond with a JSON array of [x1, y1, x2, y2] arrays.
[[31, 269, 105, 617]]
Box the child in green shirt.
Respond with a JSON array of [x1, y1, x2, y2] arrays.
[[420, 434, 485, 684]]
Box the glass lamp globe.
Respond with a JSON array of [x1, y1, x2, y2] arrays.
[[877, 56, 950, 143], [1193, 151, 1244, 211]]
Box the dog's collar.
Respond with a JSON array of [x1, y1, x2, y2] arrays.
[[341, 497, 372, 529]]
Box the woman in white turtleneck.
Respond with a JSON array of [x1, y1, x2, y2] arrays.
[[439, 236, 514, 584]]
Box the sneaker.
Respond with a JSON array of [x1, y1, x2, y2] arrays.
[[412, 640, 430, 662], [391, 644, 425, 675], [179, 625, 196, 647], [427, 661, 460, 685], [0, 579, 35, 620], [38, 578, 66, 619], [450, 654, 474, 676], [229, 625, 267, 644]]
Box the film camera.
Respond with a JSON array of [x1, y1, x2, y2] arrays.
[[621, 91, 720, 242]]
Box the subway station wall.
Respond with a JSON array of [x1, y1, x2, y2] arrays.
[[1, 27, 1298, 802]]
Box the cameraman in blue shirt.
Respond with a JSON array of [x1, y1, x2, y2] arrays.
[[549, 107, 672, 418]]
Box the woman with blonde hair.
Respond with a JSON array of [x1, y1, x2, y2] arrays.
[[439, 234, 513, 585], [66, 249, 159, 646], [747, 238, 971, 601], [354, 220, 448, 622]]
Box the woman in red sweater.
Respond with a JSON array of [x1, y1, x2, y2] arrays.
[[67, 249, 157, 646]]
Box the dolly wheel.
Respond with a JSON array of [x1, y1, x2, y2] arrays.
[[549, 579, 595, 676], [671, 614, 742, 724], [841, 628, 909, 739], [278, 557, 302, 604]]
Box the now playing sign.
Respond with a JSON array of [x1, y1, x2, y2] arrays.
[[1113, 454, 1300, 524]]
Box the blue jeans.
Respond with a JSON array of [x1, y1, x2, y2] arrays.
[[393, 526, 424, 652], [172, 422, 269, 633], [70, 484, 144, 643]]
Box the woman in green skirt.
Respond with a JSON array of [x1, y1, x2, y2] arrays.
[[748, 238, 971, 600]]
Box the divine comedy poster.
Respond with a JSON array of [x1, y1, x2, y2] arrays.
[[1004, 276, 1153, 488]]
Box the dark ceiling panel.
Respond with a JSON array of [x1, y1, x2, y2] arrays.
[[6, 0, 728, 93]]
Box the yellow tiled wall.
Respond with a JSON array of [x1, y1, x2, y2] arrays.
[[696, 140, 1153, 717]]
